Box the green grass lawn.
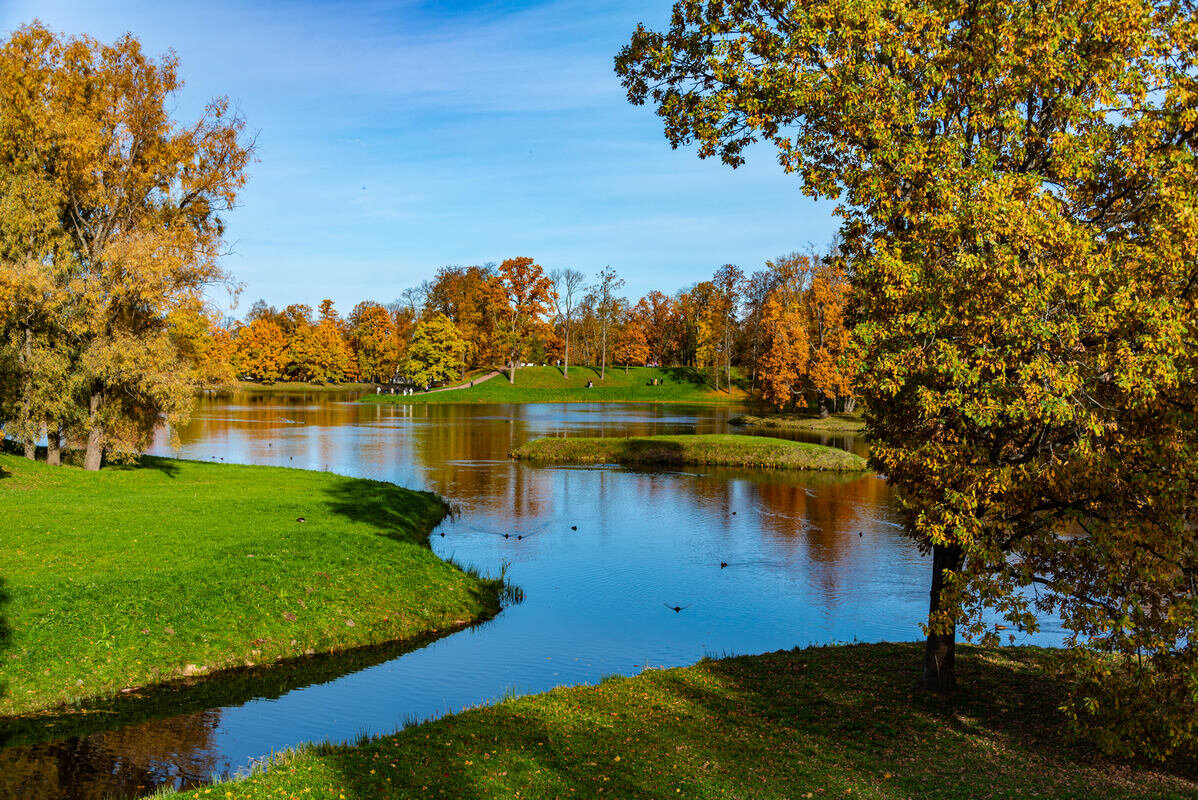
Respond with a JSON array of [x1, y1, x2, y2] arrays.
[[512, 433, 869, 471], [363, 366, 750, 404], [168, 643, 1197, 800], [729, 411, 867, 433], [0, 453, 502, 717]]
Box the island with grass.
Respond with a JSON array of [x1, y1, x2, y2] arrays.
[[0, 452, 503, 718], [363, 366, 750, 405], [512, 433, 868, 471], [168, 642, 1198, 800]]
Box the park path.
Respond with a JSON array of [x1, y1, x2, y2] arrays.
[[420, 370, 503, 394]]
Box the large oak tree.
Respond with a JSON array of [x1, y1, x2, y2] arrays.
[[618, 0, 1198, 754], [0, 22, 252, 469]]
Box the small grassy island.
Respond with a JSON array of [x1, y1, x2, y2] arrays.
[[512, 433, 868, 471], [728, 411, 867, 433], [0, 453, 502, 718], [363, 366, 750, 405], [169, 643, 1197, 800]]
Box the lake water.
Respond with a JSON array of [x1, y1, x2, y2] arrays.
[[0, 393, 1066, 799]]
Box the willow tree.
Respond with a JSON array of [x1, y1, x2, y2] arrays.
[[0, 23, 252, 469], [618, 0, 1198, 754]]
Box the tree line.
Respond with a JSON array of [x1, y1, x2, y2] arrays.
[[224, 251, 857, 406]]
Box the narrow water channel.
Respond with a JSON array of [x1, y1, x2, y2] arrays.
[[0, 394, 1066, 799]]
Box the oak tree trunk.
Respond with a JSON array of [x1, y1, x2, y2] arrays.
[[922, 542, 965, 692], [84, 391, 104, 471], [46, 424, 61, 466]]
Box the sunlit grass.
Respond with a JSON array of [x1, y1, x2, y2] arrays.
[[0, 453, 502, 716]]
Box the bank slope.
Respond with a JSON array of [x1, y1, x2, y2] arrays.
[[0, 453, 501, 717], [512, 434, 868, 471], [171, 643, 1196, 800], [363, 366, 749, 404]]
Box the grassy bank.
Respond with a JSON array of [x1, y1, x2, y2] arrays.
[[169, 643, 1197, 800], [512, 433, 868, 471], [729, 411, 867, 433], [363, 366, 750, 404], [0, 453, 503, 717]]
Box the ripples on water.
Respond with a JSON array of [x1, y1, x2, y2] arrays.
[[0, 392, 1065, 799]]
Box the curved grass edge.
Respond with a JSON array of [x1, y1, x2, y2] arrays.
[[511, 433, 869, 471], [0, 454, 507, 720], [167, 643, 1198, 800]]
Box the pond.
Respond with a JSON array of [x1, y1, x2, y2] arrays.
[[0, 393, 1066, 799]]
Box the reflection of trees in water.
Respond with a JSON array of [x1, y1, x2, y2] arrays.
[[688, 470, 898, 599], [0, 710, 221, 800]]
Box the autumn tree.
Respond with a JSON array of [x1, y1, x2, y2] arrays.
[[758, 254, 813, 411], [348, 301, 400, 383], [618, 0, 1198, 754], [613, 306, 650, 373], [591, 266, 625, 380], [403, 313, 466, 388], [549, 267, 585, 376], [427, 265, 505, 373], [233, 318, 289, 383], [289, 318, 354, 384], [758, 252, 856, 415], [497, 257, 554, 384], [637, 291, 677, 367], [0, 23, 252, 469]]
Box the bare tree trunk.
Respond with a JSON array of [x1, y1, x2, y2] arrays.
[[46, 424, 62, 466], [600, 327, 607, 380], [818, 392, 831, 418], [84, 391, 104, 471], [844, 396, 857, 414], [564, 320, 571, 378], [922, 543, 965, 692]]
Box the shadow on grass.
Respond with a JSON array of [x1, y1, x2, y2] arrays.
[[126, 455, 181, 478], [302, 643, 1196, 800], [319, 475, 446, 546], [319, 473, 508, 618], [658, 366, 710, 387], [615, 437, 686, 464]]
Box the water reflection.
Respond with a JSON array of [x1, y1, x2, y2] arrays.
[[1, 396, 1066, 800], [0, 711, 220, 800]]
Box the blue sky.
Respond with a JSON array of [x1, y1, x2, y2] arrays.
[[1, 0, 838, 316]]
